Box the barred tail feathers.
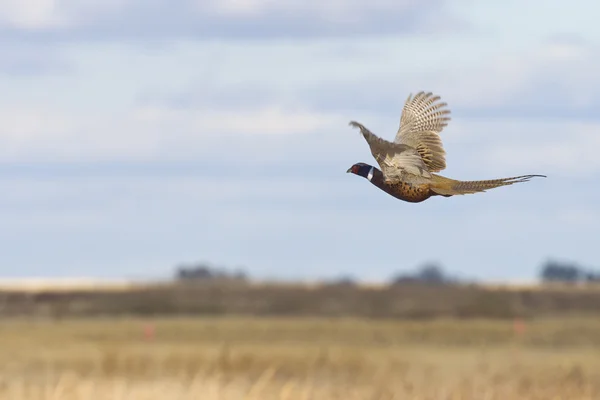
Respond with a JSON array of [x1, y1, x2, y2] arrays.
[[430, 174, 546, 196]]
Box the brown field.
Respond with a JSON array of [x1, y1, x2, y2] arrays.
[[1, 281, 600, 399], [2, 315, 600, 399]]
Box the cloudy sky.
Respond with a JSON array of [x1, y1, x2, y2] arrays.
[[0, 0, 598, 283]]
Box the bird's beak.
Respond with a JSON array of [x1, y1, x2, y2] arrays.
[[346, 167, 352, 173]]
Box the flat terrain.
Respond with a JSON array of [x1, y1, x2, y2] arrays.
[[2, 316, 600, 399]]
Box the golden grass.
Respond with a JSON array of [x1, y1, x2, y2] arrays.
[[2, 316, 600, 399]]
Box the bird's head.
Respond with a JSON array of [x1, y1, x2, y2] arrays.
[[346, 162, 375, 180]]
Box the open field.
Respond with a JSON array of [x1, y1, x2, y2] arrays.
[[2, 316, 600, 399], [2, 281, 600, 398]]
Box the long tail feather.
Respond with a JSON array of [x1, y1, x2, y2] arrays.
[[430, 174, 546, 196]]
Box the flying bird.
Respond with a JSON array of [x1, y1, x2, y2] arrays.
[[347, 91, 545, 203]]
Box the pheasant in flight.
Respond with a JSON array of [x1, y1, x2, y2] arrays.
[[347, 91, 545, 203]]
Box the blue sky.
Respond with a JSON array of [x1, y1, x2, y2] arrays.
[[0, 0, 599, 283]]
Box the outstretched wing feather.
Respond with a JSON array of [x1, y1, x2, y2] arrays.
[[394, 91, 451, 172], [349, 121, 431, 184]]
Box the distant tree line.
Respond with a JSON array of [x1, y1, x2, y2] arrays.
[[539, 260, 600, 284], [324, 262, 459, 288], [174, 259, 600, 287]]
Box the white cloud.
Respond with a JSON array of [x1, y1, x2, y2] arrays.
[[427, 39, 600, 112], [150, 35, 599, 120], [0, 104, 344, 162], [0, 0, 65, 29], [470, 120, 600, 177], [207, 0, 422, 18], [0, 0, 452, 39], [0, 34, 598, 178], [0, 0, 132, 29], [133, 106, 340, 135], [458, 0, 600, 45]]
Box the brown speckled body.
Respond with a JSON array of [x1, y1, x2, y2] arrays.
[[382, 181, 434, 203], [368, 169, 440, 203]]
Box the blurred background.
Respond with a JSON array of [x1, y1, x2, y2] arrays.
[[1, 0, 599, 399]]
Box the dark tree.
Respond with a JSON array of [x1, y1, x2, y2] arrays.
[[326, 275, 357, 287], [540, 260, 583, 283], [416, 264, 446, 284], [391, 262, 452, 285], [175, 262, 248, 283], [585, 272, 600, 283]]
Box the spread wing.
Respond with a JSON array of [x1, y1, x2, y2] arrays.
[[394, 91, 451, 172], [349, 121, 431, 184]]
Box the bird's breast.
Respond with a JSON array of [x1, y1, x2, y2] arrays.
[[377, 181, 433, 203]]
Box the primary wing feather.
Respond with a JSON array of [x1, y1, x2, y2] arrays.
[[394, 91, 451, 172], [349, 121, 431, 184]]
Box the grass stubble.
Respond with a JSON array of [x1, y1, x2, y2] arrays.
[[0, 316, 599, 399]]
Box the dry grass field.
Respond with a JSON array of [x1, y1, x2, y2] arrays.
[[1, 316, 600, 399]]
